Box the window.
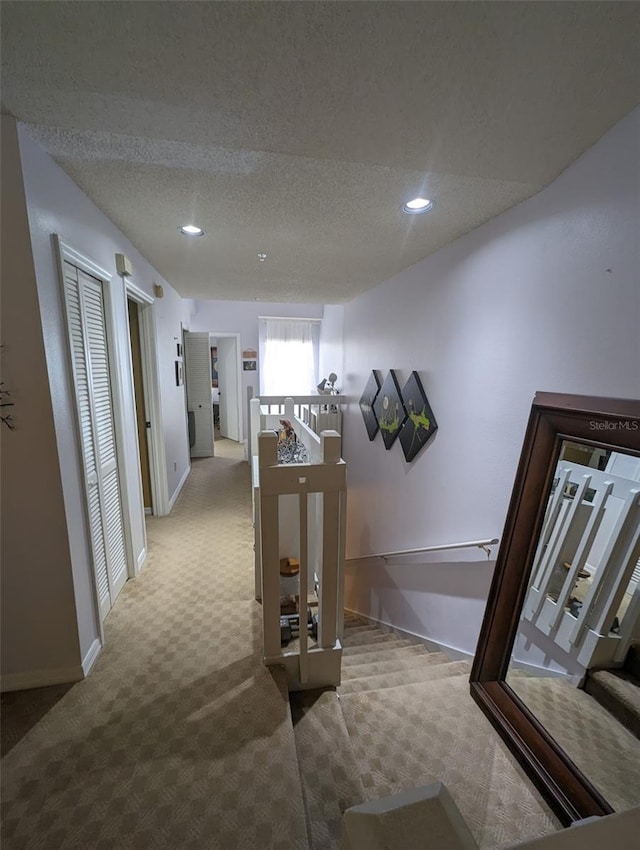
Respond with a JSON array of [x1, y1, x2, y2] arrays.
[[260, 318, 318, 395]]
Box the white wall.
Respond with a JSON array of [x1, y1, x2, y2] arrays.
[[318, 304, 345, 391], [1, 116, 83, 686], [153, 287, 192, 501], [345, 551, 496, 659], [190, 300, 324, 438], [342, 107, 640, 656], [9, 123, 191, 683]]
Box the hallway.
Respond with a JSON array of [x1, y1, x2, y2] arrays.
[[1, 443, 308, 849]]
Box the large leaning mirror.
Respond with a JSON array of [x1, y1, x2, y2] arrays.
[[470, 392, 640, 826]]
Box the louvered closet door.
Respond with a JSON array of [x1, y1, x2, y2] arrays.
[[184, 331, 214, 457], [64, 262, 128, 620]]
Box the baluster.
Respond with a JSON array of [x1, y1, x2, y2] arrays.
[[569, 489, 640, 646], [259, 431, 280, 660], [298, 476, 309, 684], [318, 431, 341, 648], [532, 473, 592, 620], [549, 481, 613, 633]]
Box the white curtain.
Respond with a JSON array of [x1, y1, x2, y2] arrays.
[[261, 319, 317, 395]]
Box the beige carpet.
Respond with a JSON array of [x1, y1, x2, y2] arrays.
[[1, 440, 309, 850], [335, 624, 560, 850], [290, 616, 560, 850], [3, 437, 600, 850], [508, 675, 640, 812]]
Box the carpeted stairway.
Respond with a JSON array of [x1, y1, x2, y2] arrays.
[[291, 614, 560, 850], [583, 643, 640, 739]]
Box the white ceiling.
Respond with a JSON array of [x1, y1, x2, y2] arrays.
[[2, 1, 639, 303]]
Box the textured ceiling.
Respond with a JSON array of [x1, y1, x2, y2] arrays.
[[2, 1, 639, 303]]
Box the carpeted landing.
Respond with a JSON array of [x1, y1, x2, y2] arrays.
[[291, 616, 560, 850], [1, 442, 309, 850]]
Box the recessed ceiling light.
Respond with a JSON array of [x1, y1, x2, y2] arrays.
[[402, 197, 434, 214], [179, 224, 205, 236], [257, 252, 267, 262]]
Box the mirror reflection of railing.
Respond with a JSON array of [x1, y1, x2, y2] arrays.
[[249, 396, 347, 691], [470, 392, 640, 825], [521, 451, 640, 673]]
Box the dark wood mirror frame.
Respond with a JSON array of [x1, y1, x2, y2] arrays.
[[470, 391, 640, 826]]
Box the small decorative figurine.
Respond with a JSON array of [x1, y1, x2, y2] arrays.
[[317, 372, 338, 395]]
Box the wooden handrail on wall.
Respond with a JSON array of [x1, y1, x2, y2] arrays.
[[348, 538, 500, 562]]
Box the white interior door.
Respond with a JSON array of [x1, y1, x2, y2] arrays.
[[63, 262, 128, 620], [217, 336, 241, 441], [184, 331, 214, 457]]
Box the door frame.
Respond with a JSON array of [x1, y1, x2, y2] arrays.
[[125, 281, 169, 516], [210, 331, 243, 443], [54, 235, 135, 633], [184, 330, 215, 458]]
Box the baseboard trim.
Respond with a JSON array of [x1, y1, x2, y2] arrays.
[[344, 608, 474, 663], [168, 465, 191, 512], [136, 546, 147, 572], [81, 638, 102, 677], [1, 664, 84, 693], [1, 637, 104, 693], [510, 657, 581, 683]]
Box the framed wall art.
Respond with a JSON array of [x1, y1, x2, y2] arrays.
[[359, 371, 381, 440], [399, 371, 438, 461], [373, 370, 406, 449]]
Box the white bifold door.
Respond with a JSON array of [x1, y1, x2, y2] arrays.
[[184, 331, 214, 457], [63, 261, 128, 621]]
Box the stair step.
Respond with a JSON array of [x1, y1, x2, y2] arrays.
[[342, 650, 449, 680], [342, 634, 403, 654], [290, 689, 365, 850], [625, 644, 640, 681], [584, 668, 640, 739], [341, 625, 383, 639], [270, 666, 320, 850], [342, 630, 396, 647], [343, 619, 367, 630], [342, 639, 415, 661], [344, 612, 366, 622], [338, 660, 472, 695], [338, 674, 559, 846]]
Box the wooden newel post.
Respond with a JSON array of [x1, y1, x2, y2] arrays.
[[319, 430, 342, 648], [258, 431, 280, 659], [321, 430, 341, 464], [258, 429, 278, 467], [250, 397, 261, 458]]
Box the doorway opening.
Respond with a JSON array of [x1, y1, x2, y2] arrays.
[[209, 333, 243, 448], [125, 281, 166, 516], [127, 299, 153, 513]]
